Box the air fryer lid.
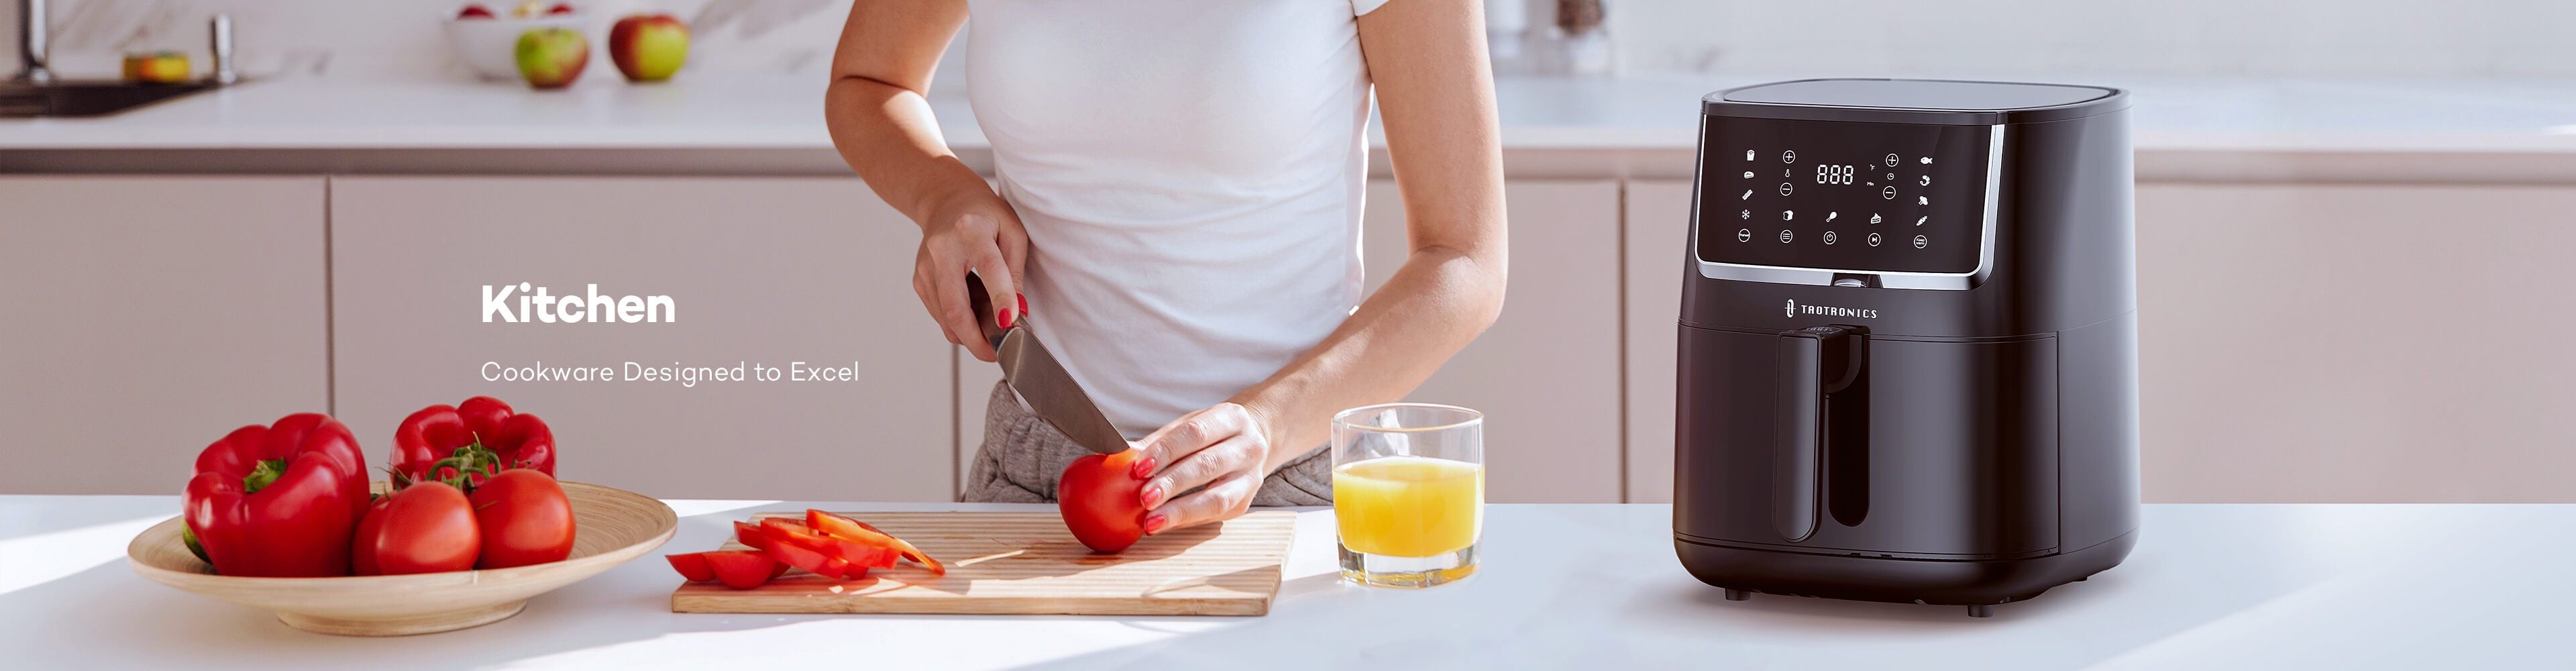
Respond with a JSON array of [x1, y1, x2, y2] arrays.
[[1704, 79, 2125, 125]]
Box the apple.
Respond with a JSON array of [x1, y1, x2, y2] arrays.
[[457, 4, 496, 19], [608, 14, 689, 83], [515, 28, 589, 90], [545, 3, 574, 15]]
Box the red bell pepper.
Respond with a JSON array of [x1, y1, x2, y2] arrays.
[[392, 396, 555, 485], [806, 509, 942, 574], [182, 413, 371, 577]]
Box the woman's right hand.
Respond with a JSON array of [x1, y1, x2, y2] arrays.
[[911, 191, 1030, 362]]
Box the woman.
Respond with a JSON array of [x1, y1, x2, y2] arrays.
[[824, 0, 1506, 534]]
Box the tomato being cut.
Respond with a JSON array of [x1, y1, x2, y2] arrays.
[[366, 481, 482, 574], [1059, 448, 1148, 553], [806, 509, 942, 574], [468, 469, 576, 568]]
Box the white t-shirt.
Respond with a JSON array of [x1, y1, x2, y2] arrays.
[[965, 0, 1395, 437]]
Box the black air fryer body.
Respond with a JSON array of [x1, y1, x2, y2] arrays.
[[1672, 79, 2139, 617]]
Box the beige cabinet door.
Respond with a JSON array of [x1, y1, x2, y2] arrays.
[[331, 176, 953, 501], [0, 176, 330, 495], [1622, 180, 1695, 503], [1362, 180, 1623, 503], [2137, 183, 2576, 503]]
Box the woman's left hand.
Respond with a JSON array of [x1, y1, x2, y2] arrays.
[[1132, 402, 1276, 535]]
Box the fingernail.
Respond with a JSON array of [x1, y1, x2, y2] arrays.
[[1142, 515, 1168, 535], [998, 308, 1014, 329], [1139, 484, 1163, 509], [1017, 293, 1028, 315], [1130, 458, 1156, 480]]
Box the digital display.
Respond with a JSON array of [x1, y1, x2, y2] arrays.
[[1695, 117, 1991, 274]]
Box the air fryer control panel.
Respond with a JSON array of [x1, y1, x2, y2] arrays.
[[1696, 117, 1992, 274]]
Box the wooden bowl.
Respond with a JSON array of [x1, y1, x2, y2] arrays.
[[127, 481, 676, 636]]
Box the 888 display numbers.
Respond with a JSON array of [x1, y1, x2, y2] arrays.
[[1815, 164, 1854, 185]]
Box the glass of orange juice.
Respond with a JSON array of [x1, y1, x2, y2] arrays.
[[1332, 403, 1484, 588]]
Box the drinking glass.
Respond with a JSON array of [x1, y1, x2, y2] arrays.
[[1332, 403, 1485, 588]]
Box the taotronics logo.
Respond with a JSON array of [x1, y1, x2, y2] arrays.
[[1784, 299, 1878, 319]]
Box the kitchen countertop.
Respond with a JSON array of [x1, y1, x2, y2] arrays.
[[3, 74, 2573, 182], [1, 499, 2565, 669]]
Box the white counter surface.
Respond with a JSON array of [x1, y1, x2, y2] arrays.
[[1, 499, 2565, 669], [4, 74, 2573, 182]]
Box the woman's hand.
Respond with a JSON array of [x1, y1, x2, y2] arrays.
[[910, 192, 1029, 362], [1132, 402, 1277, 534]]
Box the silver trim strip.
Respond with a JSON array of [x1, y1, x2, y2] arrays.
[[1691, 124, 2006, 291]]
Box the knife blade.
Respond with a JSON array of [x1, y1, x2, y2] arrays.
[[967, 274, 1130, 455]]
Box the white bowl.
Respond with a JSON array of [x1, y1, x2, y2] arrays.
[[443, 13, 587, 82]]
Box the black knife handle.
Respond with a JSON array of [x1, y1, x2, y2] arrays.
[[965, 272, 1008, 350]]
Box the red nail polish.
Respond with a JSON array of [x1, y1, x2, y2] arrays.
[[1142, 515, 1167, 535], [998, 308, 1014, 329], [1140, 485, 1163, 508], [1017, 293, 1029, 316], [1131, 458, 1156, 480]]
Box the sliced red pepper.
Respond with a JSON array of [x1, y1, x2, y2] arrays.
[[665, 552, 716, 582], [757, 518, 857, 580], [807, 509, 943, 575], [698, 550, 782, 590], [732, 521, 771, 551]]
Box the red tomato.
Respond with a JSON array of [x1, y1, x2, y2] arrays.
[[350, 496, 393, 576], [1059, 449, 1148, 553], [469, 469, 576, 568], [370, 482, 481, 574]]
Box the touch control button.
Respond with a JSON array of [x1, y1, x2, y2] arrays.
[[1778, 229, 1794, 243], [1736, 228, 1752, 242], [1823, 231, 1838, 245], [1782, 150, 1796, 163], [1914, 235, 1929, 249], [1867, 233, 1882, 247], [1882, 186, 1897, 199], [1779, 183, 1794, 196]]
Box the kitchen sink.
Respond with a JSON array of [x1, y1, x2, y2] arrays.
[[0, 80, 223, 117]]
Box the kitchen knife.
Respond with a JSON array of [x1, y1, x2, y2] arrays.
[[967, 274, 1130, 455]]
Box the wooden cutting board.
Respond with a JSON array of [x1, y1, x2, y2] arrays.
[[669, 511, 1297, 616]]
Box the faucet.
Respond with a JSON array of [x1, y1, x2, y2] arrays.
[[16, 0, 50, 83]]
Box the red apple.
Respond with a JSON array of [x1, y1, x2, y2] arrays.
[[515, 28, 589, 90], [545, 3, 574, 15], [608, 13, 690, 83], [457, 4, 496, 19]]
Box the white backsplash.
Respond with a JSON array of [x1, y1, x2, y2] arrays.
[[3, 0, 2571, 81]]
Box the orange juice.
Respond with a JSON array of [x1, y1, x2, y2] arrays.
[[1332, 456, 1483, 558]]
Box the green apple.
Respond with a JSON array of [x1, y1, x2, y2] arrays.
[[608, 14, 689, 83], [515, 27, 590, 90]]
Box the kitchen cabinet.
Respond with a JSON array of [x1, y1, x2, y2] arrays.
[[1622, 180, 1695, 503], [329, 177, 953, 501], [1362, 180, 1624, 503], [0, 176, 331, 495], [2134, 183, 2576, 503]]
